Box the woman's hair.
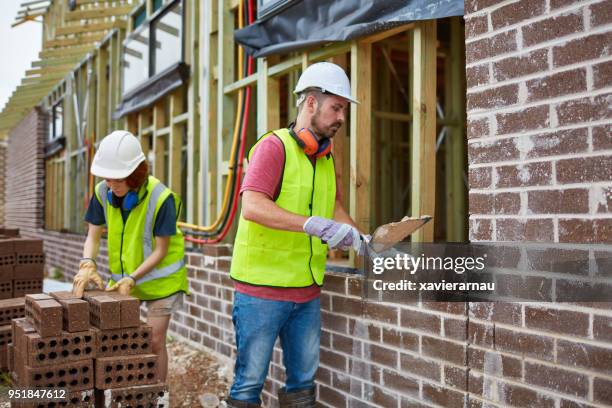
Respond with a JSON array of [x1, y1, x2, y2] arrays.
[[125, 160, 149, 190]]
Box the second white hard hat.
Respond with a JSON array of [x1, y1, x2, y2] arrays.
[[90, 130, 145, 179], [294, 62, 359, 104]]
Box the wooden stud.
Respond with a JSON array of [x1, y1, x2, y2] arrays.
[[64, 5, 134, 21], [410, 20, 437, 242], [349, 41, 373, 234], [96, 44, 109, 141], [169, 90, 184, 195], [55, 21, 125, 36], [153, 101, 167, 183]]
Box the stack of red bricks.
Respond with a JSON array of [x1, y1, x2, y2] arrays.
[[0, 296, 25, 370], [0, 227, 45, 299], [8, 290, 168, 407]]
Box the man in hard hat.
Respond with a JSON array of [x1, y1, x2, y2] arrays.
[[72, 130, 189, 382], [227, 62, 365, 407]]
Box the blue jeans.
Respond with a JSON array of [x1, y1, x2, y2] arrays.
[[229, 292, 320, 404]]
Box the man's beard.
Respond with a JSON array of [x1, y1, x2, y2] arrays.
[[310, 108, 342, 139]]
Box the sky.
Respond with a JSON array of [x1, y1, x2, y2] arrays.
[[0, 0, 43, 110]]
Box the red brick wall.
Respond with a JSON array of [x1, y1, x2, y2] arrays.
[[5, 108, 46, 234], [466, 0, 612, 243], [466, 1, 612, 407]]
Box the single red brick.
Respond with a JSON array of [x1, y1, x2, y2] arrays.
[[556, 93, 612, 126], [493, 192, 521, 214], [469, 218, 493, 241], [593, 125, 612, 151], [381, 327, 418, 351], [468, 321, 494, 346], [593, 60, 612, 90], [421, 382, 466, 407], [468, 348, 523, 379], [524, 362, 588, 397], [496, 162, 552, 188], [495, 274, 553, 301], [556, 155, 612, 183], [467, 117, 489, 139], [493, 49, 549, 81], [369, 344, 398, 368], [465, 15, 489, 37], [491, 0, 545, 29], [594, 377, 612, 405], [421, 336, 466, 365], [496, 218, 555, 241], [400, 353, 440, 381], [363, 302, 398, 325], [469, 138, 520, 164], [557, 339, 612, 374], [469, 193, 493, 215], [400, 308, 441, 334], [593, 315, 612, 342], [590, 0, 612, 27], [323, 273, 346, 294], [444, 317, 467, 341], [500, 382, 556, 408], [381, 369, 419, 395], [466, 30, 517, 64], [469, 167, 492, 189], [525, 306, 589, 336], [444, 366, 469, 391], [497, 105, 550, 134], [528, 188, 589, 214], [467, 84, 519, 111], [495, 327, 554, 360], [559, 218, 611, 243], [527, 68, 587, 102], [527, 128, 589, 158], [466, 64, 490, 88], [522, 10, 584, 47], [553, 32, 612, 67], [94, 354, 158, 389]]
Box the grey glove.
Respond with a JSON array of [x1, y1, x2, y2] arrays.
[[303, 216, 361, 251]]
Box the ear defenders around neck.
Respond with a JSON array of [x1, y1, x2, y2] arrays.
[[107, 189, 140, 211], [290, 127, 332, 158]]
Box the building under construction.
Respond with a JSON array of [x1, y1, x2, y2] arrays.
[[0, 0, 610, 406]]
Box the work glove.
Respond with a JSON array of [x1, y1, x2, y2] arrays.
[[72, 259, 104, 298], [303, 216, 361, 251], [106, 276, 136, 296]]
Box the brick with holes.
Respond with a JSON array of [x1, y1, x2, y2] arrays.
[[89, 296, 121, 330], [58, 298, 90, 333], [27, 298, 63, 337], [94, 354, 158, 389], [13, 357, 93, 391], [12, 320, 96, 367], [106, 293, 141, 328], [95, 383, 169, 408], [92, 324, 152, 358], [13, 238, 44, 279], [12, 390, 96, 408], [13, 279, 43, 298]]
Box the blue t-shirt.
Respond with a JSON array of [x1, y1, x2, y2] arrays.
[[84, 193, 177, 237]]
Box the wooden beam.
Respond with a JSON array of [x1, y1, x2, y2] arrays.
[[25, 65, 75, 76], [410, 20, 437, 242], [55, 21, 125, 36], [44, 33, 105, 48], [31, 56, 82, 67], [350, 41, 373, 234], [39, 45, 94, 59], [169, 90, 184, 194], [65, 5, 134, 21], [153, 102, 167, 183]]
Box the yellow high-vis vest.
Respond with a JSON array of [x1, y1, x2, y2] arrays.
[[95, 175, 189, 300], [230, 128, 336, 287]]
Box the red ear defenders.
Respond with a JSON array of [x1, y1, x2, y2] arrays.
[[289, 127, 332, 158]]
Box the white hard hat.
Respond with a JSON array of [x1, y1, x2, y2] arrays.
[[90, 130, 145, 179], [294, 62, 359, 104]]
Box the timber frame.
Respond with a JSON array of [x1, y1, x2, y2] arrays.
[[6, 0, 468, 252]]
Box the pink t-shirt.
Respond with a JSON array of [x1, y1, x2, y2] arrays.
[[234, 134, 340, 303]]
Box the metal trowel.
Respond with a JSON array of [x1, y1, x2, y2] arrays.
[[367, 215, 432, 253]]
